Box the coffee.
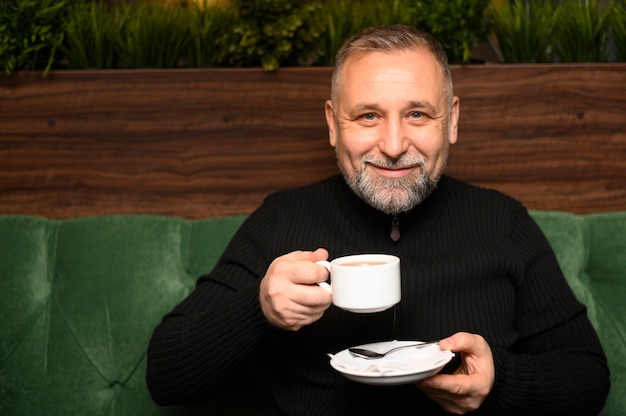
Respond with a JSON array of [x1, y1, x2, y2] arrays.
[[316, 254, 401, 313], [341, 261, 387, 267]]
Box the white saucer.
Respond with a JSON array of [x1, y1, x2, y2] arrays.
[[328, 340, 455, 386]]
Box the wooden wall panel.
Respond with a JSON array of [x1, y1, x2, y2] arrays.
[[447, 64, 626, 213], [1, 65, 624, 218]]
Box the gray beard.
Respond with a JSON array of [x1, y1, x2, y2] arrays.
[[339, 153, 440, 216]]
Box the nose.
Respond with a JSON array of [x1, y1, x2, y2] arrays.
[[378, 119, 409, 159]]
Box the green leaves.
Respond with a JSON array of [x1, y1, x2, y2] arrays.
[[9, 0, 622, 73], [120, 3, 192, 68], [488, 0, 555, 63], [314, 0, 490, 65], [316, 0, 419, 65], [414, 0, 491, 64], [59, 1, 124, 69], [610, 0, 626, 60], [1, 0, 493, 73], [489, 0, 625, 63], [182, 2, 235, 67], [553, 0, 614, 62], [224, 0, 325, 70], [0, 0, 71, 74]]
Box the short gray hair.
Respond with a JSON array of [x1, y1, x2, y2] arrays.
[[330, 25, 454, 107]]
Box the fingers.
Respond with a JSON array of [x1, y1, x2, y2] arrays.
[[282, 249, 330, 287], [416, 332, 495, 414], [259, 249, 332, 331], [279, 247, 329, 262], [419, 379, 480, 415], [419, 373, 486, 414]]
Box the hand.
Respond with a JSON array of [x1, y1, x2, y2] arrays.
[[259, 248, 332, 331], [416, 332, 495, 415]]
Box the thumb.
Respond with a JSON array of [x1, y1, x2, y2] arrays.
[[438, 332, 470, 352]]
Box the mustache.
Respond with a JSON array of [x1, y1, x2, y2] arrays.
[[361, 153, 427, 170]]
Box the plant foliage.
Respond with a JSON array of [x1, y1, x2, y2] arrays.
[[489, 0, 624, 63], [415, 0, 491, 64], [119, 2, 193, 68], [182, 1, 236, 67], [553, 0, 613, 62], [59, 1, 124, 68], [316, 0, 419, 65], [488, 0, 555, 63], [223, 0, 325, 70], [59, 0, 236, 69], [4, 0, 622, 75], [0, 0, 71, 74], [315, 0, 490, 65], [610, 1, 626, 61], [1, 0, 492, 73]]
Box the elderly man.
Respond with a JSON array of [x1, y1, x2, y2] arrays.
[[147, 25, 609, 415]]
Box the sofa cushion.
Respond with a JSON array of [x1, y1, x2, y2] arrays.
[[1, 212, 623, 415], [0, 215, 250, 415], [531, 211, 626, 415]]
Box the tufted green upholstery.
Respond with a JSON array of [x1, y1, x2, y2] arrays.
[[531, 211, 625, 415], [0, 215, 255, 415], [0, 212, 624, 415]]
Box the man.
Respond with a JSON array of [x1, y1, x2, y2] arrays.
[[147, 25, 609, 415]]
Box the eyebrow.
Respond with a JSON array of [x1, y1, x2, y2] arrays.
[[407, 100, 437, 113], [352, 100, 438, 113], [352, 103, 380, 112]]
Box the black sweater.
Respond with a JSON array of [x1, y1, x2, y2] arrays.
[[147, 175, 609, 415]]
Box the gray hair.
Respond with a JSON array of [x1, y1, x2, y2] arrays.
[[330, 24, 454, 107]]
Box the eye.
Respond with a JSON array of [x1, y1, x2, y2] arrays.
[[361, 113, 377, 121], [409, 111, 423, 119]]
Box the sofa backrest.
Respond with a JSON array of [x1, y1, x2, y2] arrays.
[[531, 211, 625, 415], [0, 215, 252, 415], [1, 212, 624, 415]]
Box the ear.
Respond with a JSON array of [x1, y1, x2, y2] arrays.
[[324, 99, 338, 148], [448, 96, 460, 145]]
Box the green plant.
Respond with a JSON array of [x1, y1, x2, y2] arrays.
[[0, 0, 71, 74], [610, 0, 626, 60], [316, 0, 418, 66], [15, 0, 620, 71], [182, 0, 237, 67], [59, 1, 126, 68], [222, 0, 326, 70], [489, 0, 620, 63], [316, 0, 490, 65], [488, 0, 556, 63], [414, 0, 491, 63], [118, 1, 194, 68], [553, 0, 613, 62]]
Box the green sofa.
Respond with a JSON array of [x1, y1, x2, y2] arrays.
[[1, 211, 624, 415]]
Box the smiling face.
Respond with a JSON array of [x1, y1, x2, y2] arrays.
[[325, 48, 459, 215]]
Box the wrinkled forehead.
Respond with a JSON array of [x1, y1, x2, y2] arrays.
[[335, 49, 449, 107], [332, 47, 452, 106]]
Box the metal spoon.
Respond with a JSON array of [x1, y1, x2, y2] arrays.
[[348, 341, 439, 359]]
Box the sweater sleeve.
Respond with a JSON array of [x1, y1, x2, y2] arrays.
[[146, 202, 279, 405], [480, 206, 610, 415]]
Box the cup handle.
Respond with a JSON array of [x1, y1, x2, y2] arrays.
[[315, 260, 332, 294]]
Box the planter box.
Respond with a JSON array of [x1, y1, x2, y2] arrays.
[[1, 64, 625, 218]]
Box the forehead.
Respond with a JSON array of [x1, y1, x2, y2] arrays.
[[337, 48, 445, 106]]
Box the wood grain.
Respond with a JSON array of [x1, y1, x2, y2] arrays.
[[448, 64, 626, 213], [1, 65, 624, 218]]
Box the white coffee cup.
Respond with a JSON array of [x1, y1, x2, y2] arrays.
[[316, 254, 401, 313]]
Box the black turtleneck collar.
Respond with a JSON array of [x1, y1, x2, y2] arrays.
[[333, 174, 450, 242]]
